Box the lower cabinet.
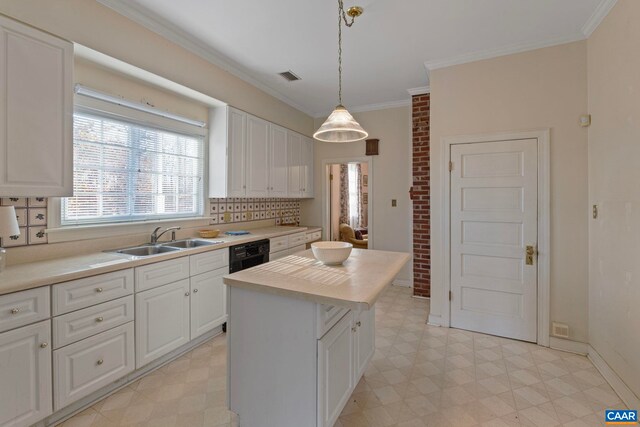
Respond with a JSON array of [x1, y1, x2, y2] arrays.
[[190, 267, 227, 340], [0, 320, 52, 427], [53, 322, 134, 410], [317, 307, 375, 427], [135, 279, 191, 368]]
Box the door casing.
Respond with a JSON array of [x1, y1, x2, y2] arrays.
[[438, 129, 550, 346]]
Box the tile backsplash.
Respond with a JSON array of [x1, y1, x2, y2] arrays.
[[209, 198, 301, 226], [0, 197, 48, 247], [0, 197, 300, 248]]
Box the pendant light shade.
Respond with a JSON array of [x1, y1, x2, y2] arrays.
[[313, 105, 368, 143]]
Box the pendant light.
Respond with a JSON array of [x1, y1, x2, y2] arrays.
[[313, 1, 368, 143]]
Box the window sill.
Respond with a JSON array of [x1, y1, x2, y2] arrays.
[[46, 216, 213, 244]]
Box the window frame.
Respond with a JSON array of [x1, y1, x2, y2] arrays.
[[46, 96, 210, 243]]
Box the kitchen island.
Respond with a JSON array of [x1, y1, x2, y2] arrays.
[[223, 248, 410, 427]]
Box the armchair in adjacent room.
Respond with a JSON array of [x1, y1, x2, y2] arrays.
[[339, 223, 368, 249]]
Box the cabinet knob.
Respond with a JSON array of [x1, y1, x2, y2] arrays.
[[193, 289, 198, 293], [96, 317, 104, 322], [10, 308, 20, 314], [97, 359, 104, 366], [40, 342, 48, 348], [351, 327, 357, 333], [185, 292, 190, 296], [96, 287, 103, 293], [356, 321, 361, 327]]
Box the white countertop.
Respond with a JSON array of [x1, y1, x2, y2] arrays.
[[223, 249, 410, 310], [0, 226, 321, 296]]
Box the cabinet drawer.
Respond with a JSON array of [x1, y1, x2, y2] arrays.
[[306, 231, 322, 243], [135, 257, 190, 292], [269, 236, 288, 253], [0, 287, 50, 333], [53, 296, 134, 349], [316, 304, 350, 339], [289, 244, 306, 256], [53, 269, 133, 315], [190, 249, 229, 276], [53, 322, 134, 410], [288, 232, 307, 247]]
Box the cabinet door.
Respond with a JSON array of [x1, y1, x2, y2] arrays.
[[246, 115, 270, 197], [0, 320, 52, 427], [227, 108, 247, 197], [135, 280, 190, 368], [0, 16, 73, 197], [287, 131, 302, 198], [269, 124, 289, 197], [317, 313, 354, 427], [301, 136, 315, 198], [190, 267, 227, 340], [354, 307, 375, 381]]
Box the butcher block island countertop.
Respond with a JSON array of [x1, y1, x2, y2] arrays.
[[224, 248, 410, 427], [223, 248, 411, 310]]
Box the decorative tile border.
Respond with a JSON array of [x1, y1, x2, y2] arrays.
[[209, 198, 301, 226], [0, 197, 48, 247]]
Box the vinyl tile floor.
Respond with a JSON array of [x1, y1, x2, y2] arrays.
[[59, 286, 624, 427]]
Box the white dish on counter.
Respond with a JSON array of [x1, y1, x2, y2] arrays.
[[311, 241, 353, 265]]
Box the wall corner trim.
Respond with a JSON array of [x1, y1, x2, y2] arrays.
[[588, 345, 640, 409], [582, 0, 618, 38], [549, 337, 588, 355]]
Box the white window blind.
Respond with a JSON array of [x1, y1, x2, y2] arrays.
[[62, 111, 205, 225]]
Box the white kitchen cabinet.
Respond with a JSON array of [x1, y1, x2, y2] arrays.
[[246, 115, 270, 197], [287, 131, 303, 197], [0, 15, 73, 197], [190, 267, 227, 340], [302, 136, 315, 198], [135, 279, 191, 368], [0, 320, 52, 427], [317, 313, 355, 427], [354, 308, 375, 381], [269, 124, 289, 197], [210, 106, 247, 198]]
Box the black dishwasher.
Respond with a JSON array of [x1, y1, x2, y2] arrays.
[[229, 239, 270, 273]]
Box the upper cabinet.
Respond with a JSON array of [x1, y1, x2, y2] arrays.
[[0, 16, 73, 197], [209, 106, 314, 199]]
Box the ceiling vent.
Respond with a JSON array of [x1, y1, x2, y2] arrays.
[[279, 70, 301, 82]]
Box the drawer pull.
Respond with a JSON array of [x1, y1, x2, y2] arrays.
[[351, 327, 357, 333], [96, 317, 104, 322], [40, 342, 48, 348], [96, 287, 103, 293], [193, 289, 198, 293], [96, 359, 104, 366], [356, 321, 362, 327], [10, 308, 20, 314], [185, 292, 190, 296]]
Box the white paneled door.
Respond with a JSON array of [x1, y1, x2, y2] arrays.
[[450, 139, 538, 342]]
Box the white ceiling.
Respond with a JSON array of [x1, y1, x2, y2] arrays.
[[98, 0, 613, 117]]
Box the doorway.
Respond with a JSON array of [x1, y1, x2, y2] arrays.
[[323, 158, 372, 249], [442, 130, 550, 345]]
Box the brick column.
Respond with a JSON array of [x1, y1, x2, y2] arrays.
[[412, 93, 430, 297]]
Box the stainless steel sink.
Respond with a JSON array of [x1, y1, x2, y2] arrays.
[[161, 239, 224, 249], [113, 245, 181, 257]]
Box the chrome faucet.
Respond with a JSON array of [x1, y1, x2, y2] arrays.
[[150, 226, 181, 244]]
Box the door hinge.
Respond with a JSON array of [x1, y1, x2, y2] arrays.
[[449, 161, 453, 172], [449, 291, 452, 301], [329, 174, 334, 181]]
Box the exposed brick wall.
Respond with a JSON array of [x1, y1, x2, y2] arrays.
[[412, 94, 430, 297]]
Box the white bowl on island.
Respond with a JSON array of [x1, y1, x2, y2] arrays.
[[311, 241, 353, 265]]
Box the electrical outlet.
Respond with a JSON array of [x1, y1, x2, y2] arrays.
[[391, 199, 397, 207], [224, 212, 231, 223]]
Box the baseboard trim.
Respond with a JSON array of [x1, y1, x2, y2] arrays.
[[588, 345, 640, 409], [427, 314, 443, 327], [549, 337, 588, 355], [392, 279, 412, 287]]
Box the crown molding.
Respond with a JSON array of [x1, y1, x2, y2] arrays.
[[313, 99, 411, 118], [423, 32, 585, 74], [96, 0, 315, 117], [582, 0, 618, 37], [407, 86, 430, 96]]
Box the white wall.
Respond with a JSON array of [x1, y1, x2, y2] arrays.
[[301, 106, 413, 284], [587, 0, 640, 398], [430, 41, 590, 342]]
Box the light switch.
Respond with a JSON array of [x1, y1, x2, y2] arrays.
[[391, 199, 397, 207]]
